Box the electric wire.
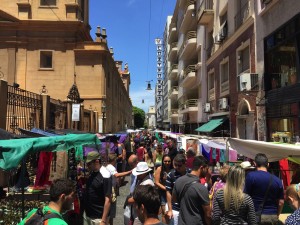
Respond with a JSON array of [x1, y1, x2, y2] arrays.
[[157, 0, 166, 37]]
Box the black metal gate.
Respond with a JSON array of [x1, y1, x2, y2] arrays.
[[49, 99, 67, 130], [6, 85, 43, 134]]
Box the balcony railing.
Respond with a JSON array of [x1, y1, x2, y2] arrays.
[[178, 31, 197, 56], [183, 64, 196, 78], [197, 0, 214, 25], [185, 0, 196, 11], [168, 22, 177, 43], [234, 2, 250, 31], [180, 99, 198, 110], [169, 22, 176, 33], [168, 42, 178, 59], [168, 64, 178, 78]]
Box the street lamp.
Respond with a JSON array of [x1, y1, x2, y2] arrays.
[[132, 111, 135, 129], [101, 101, 106, 133]]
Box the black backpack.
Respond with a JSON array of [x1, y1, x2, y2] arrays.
[[24, 207, 62, 225]]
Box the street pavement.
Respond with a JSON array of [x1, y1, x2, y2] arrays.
[[114, 175, 131, 225]]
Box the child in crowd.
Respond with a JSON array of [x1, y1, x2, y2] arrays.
[[285, 183, 300, 225]]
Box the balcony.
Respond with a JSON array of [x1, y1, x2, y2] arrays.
[[179, 31, 197, 60], [180, 99, 198, 113], [168, 64, 178, 80], [181, 64, 196, 88], [168, 42, 178, 62], [168, 86, 178, 99], [180, 0, 197, 33], [168, 22, 178, 44], [234, 2, 250, 31], [197, 0, 214, 25], [169, 109, 179, 118]]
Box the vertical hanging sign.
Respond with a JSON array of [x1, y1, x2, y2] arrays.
[[72, 104, 80, 121], [155, 38, 163, 104]]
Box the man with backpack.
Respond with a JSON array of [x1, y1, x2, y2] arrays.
[[172, 156, 211, 225], [19, 178, 76, 225]]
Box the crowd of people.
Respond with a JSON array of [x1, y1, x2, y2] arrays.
[[18, 131, 300, 225]]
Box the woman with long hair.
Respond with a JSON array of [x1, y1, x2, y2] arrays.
[[153, 144, 164, 169], [212, 165, 257, 225], [154, 154, 172, 223]]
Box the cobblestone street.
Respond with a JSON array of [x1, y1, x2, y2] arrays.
[[114, 176, 131, 225]]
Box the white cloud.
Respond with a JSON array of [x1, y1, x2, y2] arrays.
[[130, 87, 155, 113]]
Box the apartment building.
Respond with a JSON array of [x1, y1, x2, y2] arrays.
[[255, 0, 300, 142], [162, 16, 172, 131], [0, 0, 132, 133], [167, 0, 300, 141]]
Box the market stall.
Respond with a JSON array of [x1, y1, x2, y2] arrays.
[[228, 138, 300, 163], [0, 133, 100, 224]]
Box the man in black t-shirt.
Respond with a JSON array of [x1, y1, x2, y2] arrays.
[[84, 151, 112, 225]]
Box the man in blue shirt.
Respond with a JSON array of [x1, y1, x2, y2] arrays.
[[244, 153, 284, 225]]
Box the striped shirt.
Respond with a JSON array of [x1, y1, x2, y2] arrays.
[[212, 189, 257, 225], [165, 168, 191, 211]]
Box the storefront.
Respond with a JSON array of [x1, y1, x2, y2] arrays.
[[264, 13, 300, 142]]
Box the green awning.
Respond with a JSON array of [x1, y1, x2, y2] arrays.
[[0, 133, 100, 170], [195, 118, 226, 132]]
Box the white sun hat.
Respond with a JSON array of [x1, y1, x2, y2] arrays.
[[132, 162, 152, 176], [240, 161, 255, 170]]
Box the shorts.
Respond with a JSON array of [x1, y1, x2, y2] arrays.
[[110, 201, 117, 218], [160, 190, 167, 206]]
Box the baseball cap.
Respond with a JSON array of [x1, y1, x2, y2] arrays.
[[86, 151, 100, 163]]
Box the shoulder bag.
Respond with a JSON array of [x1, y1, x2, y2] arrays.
[[256, 174, 273, 224]]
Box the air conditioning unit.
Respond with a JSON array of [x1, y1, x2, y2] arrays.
[[204, 103, 211, 113], [219, 98, 228, 110], [239, 73, 259, 91], [214, 34, 222, 44]]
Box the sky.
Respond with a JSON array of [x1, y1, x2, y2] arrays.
[[89, 0, 176, 113]]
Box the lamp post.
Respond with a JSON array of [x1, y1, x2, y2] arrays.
[[132, 111, 135, 129], [101, 101, 106, 133]]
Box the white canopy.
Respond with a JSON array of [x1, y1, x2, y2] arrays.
[[229, 138, 300, 162], [126, 129, 136, 133]]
